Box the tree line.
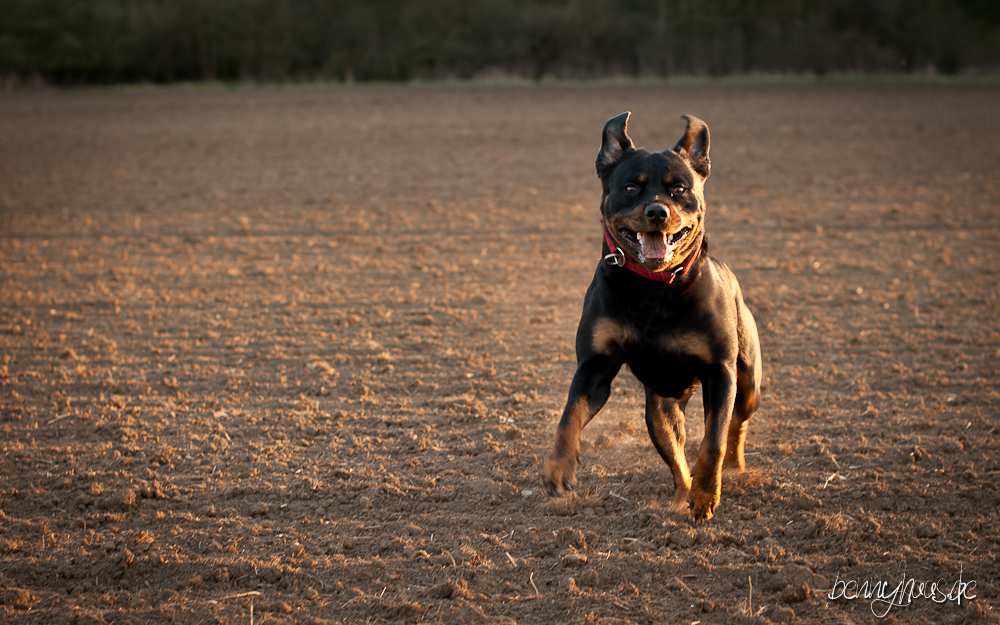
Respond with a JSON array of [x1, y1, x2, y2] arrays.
[[1, 0, 998, 84]]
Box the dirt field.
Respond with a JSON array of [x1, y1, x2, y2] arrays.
[[1, 80, 999, 625]]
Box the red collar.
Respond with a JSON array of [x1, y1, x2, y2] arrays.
[[601, 216, 704, 284]]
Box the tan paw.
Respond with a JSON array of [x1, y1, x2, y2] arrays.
[[688, 485, 720, 523], [668, 486, 691, 514], [722, 454, 746, 472], [542, 453, 578, 497]]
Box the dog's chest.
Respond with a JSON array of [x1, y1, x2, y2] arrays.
[[617, 325, 708, 392], [625, 342, 700, 397]]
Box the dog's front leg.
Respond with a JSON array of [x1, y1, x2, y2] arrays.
[[689, 364, 737, 521], [543, 356, 621, 496]]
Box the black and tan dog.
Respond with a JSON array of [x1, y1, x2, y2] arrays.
[[542, 112, 762, 522]]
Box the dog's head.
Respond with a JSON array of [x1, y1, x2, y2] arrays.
[[596, 112, 710, 273]]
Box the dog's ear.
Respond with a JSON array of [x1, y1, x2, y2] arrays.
[[596, 112, 634, 177], [673, 114, 711, 178]]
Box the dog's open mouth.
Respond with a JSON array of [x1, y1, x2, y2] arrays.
[[618, 226, 692, 262]]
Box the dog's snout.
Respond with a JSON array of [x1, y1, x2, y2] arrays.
[[644, 204, 669, 224]]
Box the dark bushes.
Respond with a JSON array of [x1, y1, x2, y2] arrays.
[[1, 0, 997, 84]]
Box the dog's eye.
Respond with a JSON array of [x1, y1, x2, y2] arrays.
[[671, 185, 687, 196], [624, 184, 638, 194]]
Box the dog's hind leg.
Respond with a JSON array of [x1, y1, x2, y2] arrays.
[[724, 306, 762, 472], [723, 379, 756, 471], [644, 386, 695, 513]]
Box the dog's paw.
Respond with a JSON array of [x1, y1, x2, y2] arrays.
[[687, 487, 719, 523], [722, 453, 746, 472], [668, 487, 691, 514], [542, 453, 578, 497]]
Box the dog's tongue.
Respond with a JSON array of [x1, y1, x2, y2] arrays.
[[639, 231, 670, 260]]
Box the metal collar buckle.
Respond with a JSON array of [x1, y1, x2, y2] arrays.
[[603, 247, 626, 267]]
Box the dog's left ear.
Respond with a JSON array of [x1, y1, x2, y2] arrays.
[[673, 114, 711, 178], [596, 112, 634, 177]]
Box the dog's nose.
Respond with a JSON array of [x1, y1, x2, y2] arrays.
[[644, 204, 668, 224]]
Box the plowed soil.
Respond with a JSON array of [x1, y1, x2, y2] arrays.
[[1, 81, 999, 625]]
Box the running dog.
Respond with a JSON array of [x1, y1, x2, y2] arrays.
[[542, 112, 762, 522]]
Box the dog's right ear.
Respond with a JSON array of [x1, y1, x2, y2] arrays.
[[596, 112, 634, 177]]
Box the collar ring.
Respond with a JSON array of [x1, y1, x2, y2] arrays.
[[603, 248, 626, 267]]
